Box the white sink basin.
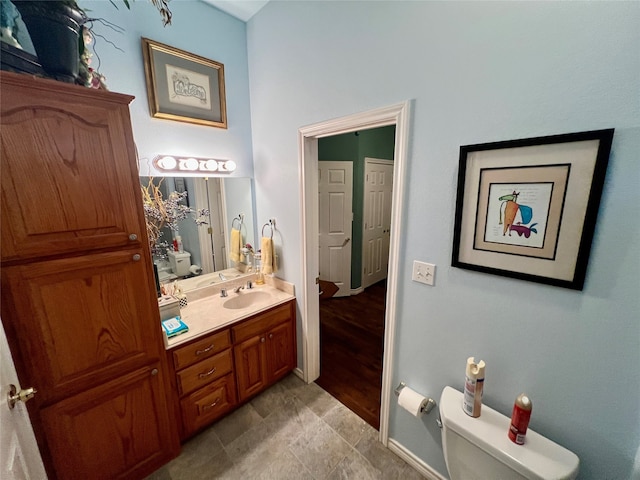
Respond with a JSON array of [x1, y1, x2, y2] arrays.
[[223, 291, 271, 310]]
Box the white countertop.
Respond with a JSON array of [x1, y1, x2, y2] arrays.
[[164, 278, 295, 349]]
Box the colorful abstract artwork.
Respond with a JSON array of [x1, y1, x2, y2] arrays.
[[452, 129, 614, 290]]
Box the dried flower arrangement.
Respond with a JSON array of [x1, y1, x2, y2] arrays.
[[141, 177, 209, 258]]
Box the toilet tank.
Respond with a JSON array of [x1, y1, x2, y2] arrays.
[[439, 386, 579, 480], [167, 251, 191, 276]]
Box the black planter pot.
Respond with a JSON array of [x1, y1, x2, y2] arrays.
[[13, 1, 84, 83]]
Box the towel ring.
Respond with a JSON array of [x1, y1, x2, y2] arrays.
[[232, 215, 243, 230], [262, 221, 273, 238]]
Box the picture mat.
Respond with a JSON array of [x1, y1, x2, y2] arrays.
[[458, 139, 600, 281]]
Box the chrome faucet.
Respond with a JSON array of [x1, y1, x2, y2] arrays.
[[233, 285, 245, 294], [220, 288, 228, 298], [219, 273, 227, 281]]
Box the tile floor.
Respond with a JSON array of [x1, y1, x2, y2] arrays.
[[146, 374, 426, 479]]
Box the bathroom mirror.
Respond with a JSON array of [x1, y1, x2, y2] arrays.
[[140, 176, 257, 292]]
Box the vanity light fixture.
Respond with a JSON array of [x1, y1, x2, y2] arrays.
[[153, 155, 237, 174]]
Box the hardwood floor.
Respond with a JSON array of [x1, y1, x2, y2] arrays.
[[316, 280, 386, 429]]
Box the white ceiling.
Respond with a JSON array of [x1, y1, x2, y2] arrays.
[[201, 0, 269, 22]]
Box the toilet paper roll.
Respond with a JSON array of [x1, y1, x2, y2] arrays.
[[398, 386, 429, 417], [189, 265, 203, 275]]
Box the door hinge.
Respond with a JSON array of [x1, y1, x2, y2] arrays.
[[207, 227, 212, 235]]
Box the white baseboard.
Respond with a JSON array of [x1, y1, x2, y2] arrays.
[[350, 286, 364, 295], [293, 367, 304, 381], [387, 438, 447, 480]]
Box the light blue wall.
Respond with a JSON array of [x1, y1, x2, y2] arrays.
[[80, 0, 254, 177], [246, 2, 640, 479]]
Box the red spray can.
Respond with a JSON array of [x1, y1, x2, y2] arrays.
[[508, 393, 532, 445]]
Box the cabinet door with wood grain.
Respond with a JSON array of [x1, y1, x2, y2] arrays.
[[0, 73, 144, 263], [40, 364, 175, 480], [0, 250, 165, 404], [266, 320, 296, 382], [234, 334, 268, 403]]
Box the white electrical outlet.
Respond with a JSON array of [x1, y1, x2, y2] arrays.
[[412, 260, 436, 286]]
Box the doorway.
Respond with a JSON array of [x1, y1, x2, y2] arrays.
[[298, 101, 411, 444], [316, 136, 394, 429]]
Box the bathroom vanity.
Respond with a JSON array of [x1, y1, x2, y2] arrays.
[[164, 283, 296, 440]]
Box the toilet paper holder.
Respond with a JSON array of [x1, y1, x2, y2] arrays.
[[395, 382, 437, 415]]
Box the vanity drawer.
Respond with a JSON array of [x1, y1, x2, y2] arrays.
[[172, 330, 231, 370], [232, 302, 292, 343], [176, 349, 233, 396], [180, 373, 237, 436]]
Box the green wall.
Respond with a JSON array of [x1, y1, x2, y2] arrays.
[[318, 125, 395, 289]]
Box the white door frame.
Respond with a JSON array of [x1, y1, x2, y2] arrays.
[[298, 101, 411, 445]]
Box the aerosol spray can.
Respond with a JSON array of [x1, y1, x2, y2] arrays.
[[508, 393, 532, 445], [463, 357, 485, 417]]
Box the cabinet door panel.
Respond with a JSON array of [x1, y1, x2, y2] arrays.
[[0, 76, 143, 262], [268, 321, 296, 382], [0, 250, 163, 404], [40, 364, 175, 480], [234, 335, 267, 402]]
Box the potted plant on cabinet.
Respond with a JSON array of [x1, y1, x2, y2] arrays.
[[10, 0, 172, 86]]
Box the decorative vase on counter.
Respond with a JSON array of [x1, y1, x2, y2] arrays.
[[12, 0, 85, 83]]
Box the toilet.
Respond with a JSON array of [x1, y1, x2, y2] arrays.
[[439, 386, 579, 480], [167, 251, 191, 277]]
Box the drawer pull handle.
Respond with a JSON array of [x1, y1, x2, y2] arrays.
[[203, 398, 221, 411], [196, 344, 214, 355], [199, 367, 217, 378]]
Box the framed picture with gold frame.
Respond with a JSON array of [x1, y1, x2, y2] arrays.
[[141, 37, 227, 128], [452, 129, 614, 290]]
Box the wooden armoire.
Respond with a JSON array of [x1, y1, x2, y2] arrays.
[[0, 71, 179, 479]]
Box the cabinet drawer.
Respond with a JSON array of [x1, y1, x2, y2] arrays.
[[176, 349, 233, 396], [180, 373, 237, 438], [232, 302, 292, 343], [172, 330, 231, 370]]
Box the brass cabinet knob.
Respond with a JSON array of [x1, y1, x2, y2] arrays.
[[132, 254, 141, 261], [129, 233, 138, 241]]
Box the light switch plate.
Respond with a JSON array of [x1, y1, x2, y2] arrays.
[[412, 260, 436, 286]]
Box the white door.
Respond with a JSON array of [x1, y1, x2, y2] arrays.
[[318, 161, 353, 297], [362, 158, 393, 289], [0, 320, 48, 480], [194, 178, 227, 273]]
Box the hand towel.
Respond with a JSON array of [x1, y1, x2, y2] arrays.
[[230, 228, 242, 263], [260, 236, 277, 274]]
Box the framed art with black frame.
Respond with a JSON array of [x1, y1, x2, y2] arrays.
[[452, 129, 614, 290], [142, 37, 227, 128]]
